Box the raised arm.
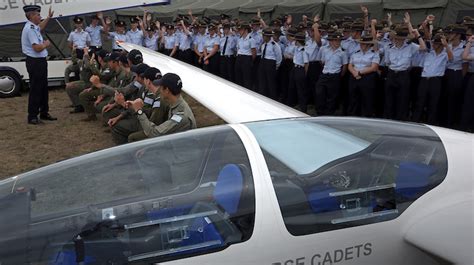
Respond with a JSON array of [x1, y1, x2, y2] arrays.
[[361, 6, 369, 30], [39, 6, 54, 31], [462, 36, 474, 60]]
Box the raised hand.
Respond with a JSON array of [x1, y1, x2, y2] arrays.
[[48, 6, 54, 18], [361, 5, 368, 15], [404, 12, 411, 24], [314, 14, 320, 23]]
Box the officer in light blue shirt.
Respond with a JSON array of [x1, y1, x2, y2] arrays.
[[383, 26, 426, 121], [460, 32, 474, 131], [290, 32, 310, 113], [161, 24, 178, 57], [413, 34, 453, 124], [108, 20, 128, 52], [445, 25, 468, 126], [143, 26, 159, 51], [315, 31, 348, 116], [68, 16, 91, 59], [203, 24, 220, 75], [176, 20, 194, 64], [193, 23, 208, 67], [22, 5, 57, 124], [235, 22, 257, 89], [219, 23, 237, 81], [126, 17, 144, 46], [258, 28, 283, 100], [85, 14, 106, 54]]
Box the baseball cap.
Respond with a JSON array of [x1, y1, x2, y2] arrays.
[[127, 49, 143, 65], [105, 52, 121, 62], [142, 67, 162, 81], [152, 73, 182, 94], [131, 63, 150, 76]]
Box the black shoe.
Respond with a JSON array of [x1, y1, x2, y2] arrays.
[[70, 106, 85, 114], [28, 118, 43, 125], [40, 113, 57, 121]]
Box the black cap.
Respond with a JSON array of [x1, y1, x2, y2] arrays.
[[143, 67, 162, 81], [220, 14, 231, 20], [119, 54, 129, 65], [222, 23, 231, 29], [287, 27, 298, 37], [131, 63, 150, 76], [263, 28, 274, 37], [208, 23, 217, 30], [115, 20, 126, 27], [23, 5, 41, 13], [294, 32, 306, 42], [130, 17, 139, 24], [127, 49, 143, 65], [237, 22, 251, 30], [251, 17, 261, 25], [105, 52, 121, 62], [91, 14, 100, 20], [96, 49, 109, 60], [73, 16, 83, 24], [166, 24, 175, 30], [153, 73, 182, 94], [326, 31, 344, 40]]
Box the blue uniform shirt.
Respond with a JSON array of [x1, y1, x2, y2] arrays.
[[85, 25, 103, 47], [250, 30, 263, 55], [204, 33, 220, 53], [144, 33, 159, 51], [237, 34, 257, 56], [261, 40, 283, 66], [305, 39, 319, 62], [163, 34, 177, 49], [446, 42, 465, 71], [284, 40, 296, 59], [420, 49, 449, 77], [177, 30, 193, 51], [350, 50, 380, 71], [108, 32, 127, 50], [219, 34, 237, 56], [126, 29, 144, 46], [22, 20, 47, 58], [194, 33, 207, 53], [320, 46, 349, 74], [342, 37, 360, 58], [68, 29, 91, 49], [384, 42, 420, 71], [293, 46, 309, 67]]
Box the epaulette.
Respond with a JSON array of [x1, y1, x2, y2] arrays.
[[341, 48, 345, 52], [271, 41, 276, 45], [30, 25, 35, 29], [355, 50, 361, 53]]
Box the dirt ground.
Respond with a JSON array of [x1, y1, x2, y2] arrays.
[[0, 88, 224, 179]]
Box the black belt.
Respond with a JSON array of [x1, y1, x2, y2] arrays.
[[421, 76, 442, 80], [321, 72, 340, 76], [388, 69, 409, 74], [309, 61, 320, 65], [179, 48, 191, 51], [89, 46, 102, 49], [26, 56, 46, 60], [446, 68, 462, 72], [237, 54, 251, 57], [294, 65, 304, 68], [221, 55, 234, 58]]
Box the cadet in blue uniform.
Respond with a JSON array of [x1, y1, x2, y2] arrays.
[[384, 26, 426, 121], [203, 24, 220, 75], [161, 24, 178, 57], [250, 18, 264, 91], [258, 28, 282, 99], [176, 19, 194, 64], [289, 32, 309, 113], [21, 5, 57, 124], [413, 34, 453, 125], [67, 16, 91, 59], [193, 22, 207, 68], [306, 22, 323, 107], [235, 22, 257, 90], [85, 14, 106, 54], [315, 31, 348, 116], [126, 17, 144, 46], [445, 25, 468, 127], [219, 23, 237, 81], [143, 26, 159, 51], [348, 35, 380, 117], [461, 25, 474, 131], [281, 27, 297, 105], [107, 20, 128, 52]]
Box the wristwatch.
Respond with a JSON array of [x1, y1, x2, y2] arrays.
[[137, 109, 144, 115]]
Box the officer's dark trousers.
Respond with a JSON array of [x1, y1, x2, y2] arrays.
[[26, 56, 48, 121], [178, 49, 193, 65], [445, 69, 464, 127], [315, 73, 340, 116], [89, 46, 102, 56], [251, 56, 261, 91], [307, 61, 322, 105], [280, 59, 294, 105], [384, 70, 410, 121], [203, 54, 219, 76], [219, 55, 235, 82], [348, 72, 377, 117], [413, 76, 442, 125], [75, 48, 85, 60], [235, 55, 253, 90], [289, 66, 307, 113], [460, 74, 474, 132], [258, 58, 278, 99]]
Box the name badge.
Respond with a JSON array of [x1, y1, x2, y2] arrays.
[[153, 101, 161, 108], [171, 114, 183, 123], [133, 81, 142, 89], [144, 97, 154, 105]]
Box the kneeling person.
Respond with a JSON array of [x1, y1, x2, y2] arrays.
[[128, 73, 196, 138]]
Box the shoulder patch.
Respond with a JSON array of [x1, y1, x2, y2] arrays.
[[30, 25, 35, 29], [171, 114, 183, 123]]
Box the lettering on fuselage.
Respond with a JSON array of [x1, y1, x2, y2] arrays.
[[0, 0, 71, 11], [272, 242, 372, 265]]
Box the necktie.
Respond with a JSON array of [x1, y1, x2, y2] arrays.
[[222, 36, 228, 56], [262, 43, 267, 59]]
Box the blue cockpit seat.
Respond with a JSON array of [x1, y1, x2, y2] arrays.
[[395, 162, 437, 201]]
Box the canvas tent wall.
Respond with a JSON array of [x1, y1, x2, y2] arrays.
[[383, 0, 448, 27], [324, 0, 383, 22], [442, 0, 474, 25]]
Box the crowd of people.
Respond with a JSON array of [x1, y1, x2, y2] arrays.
[[61, 6, 474, 137]]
